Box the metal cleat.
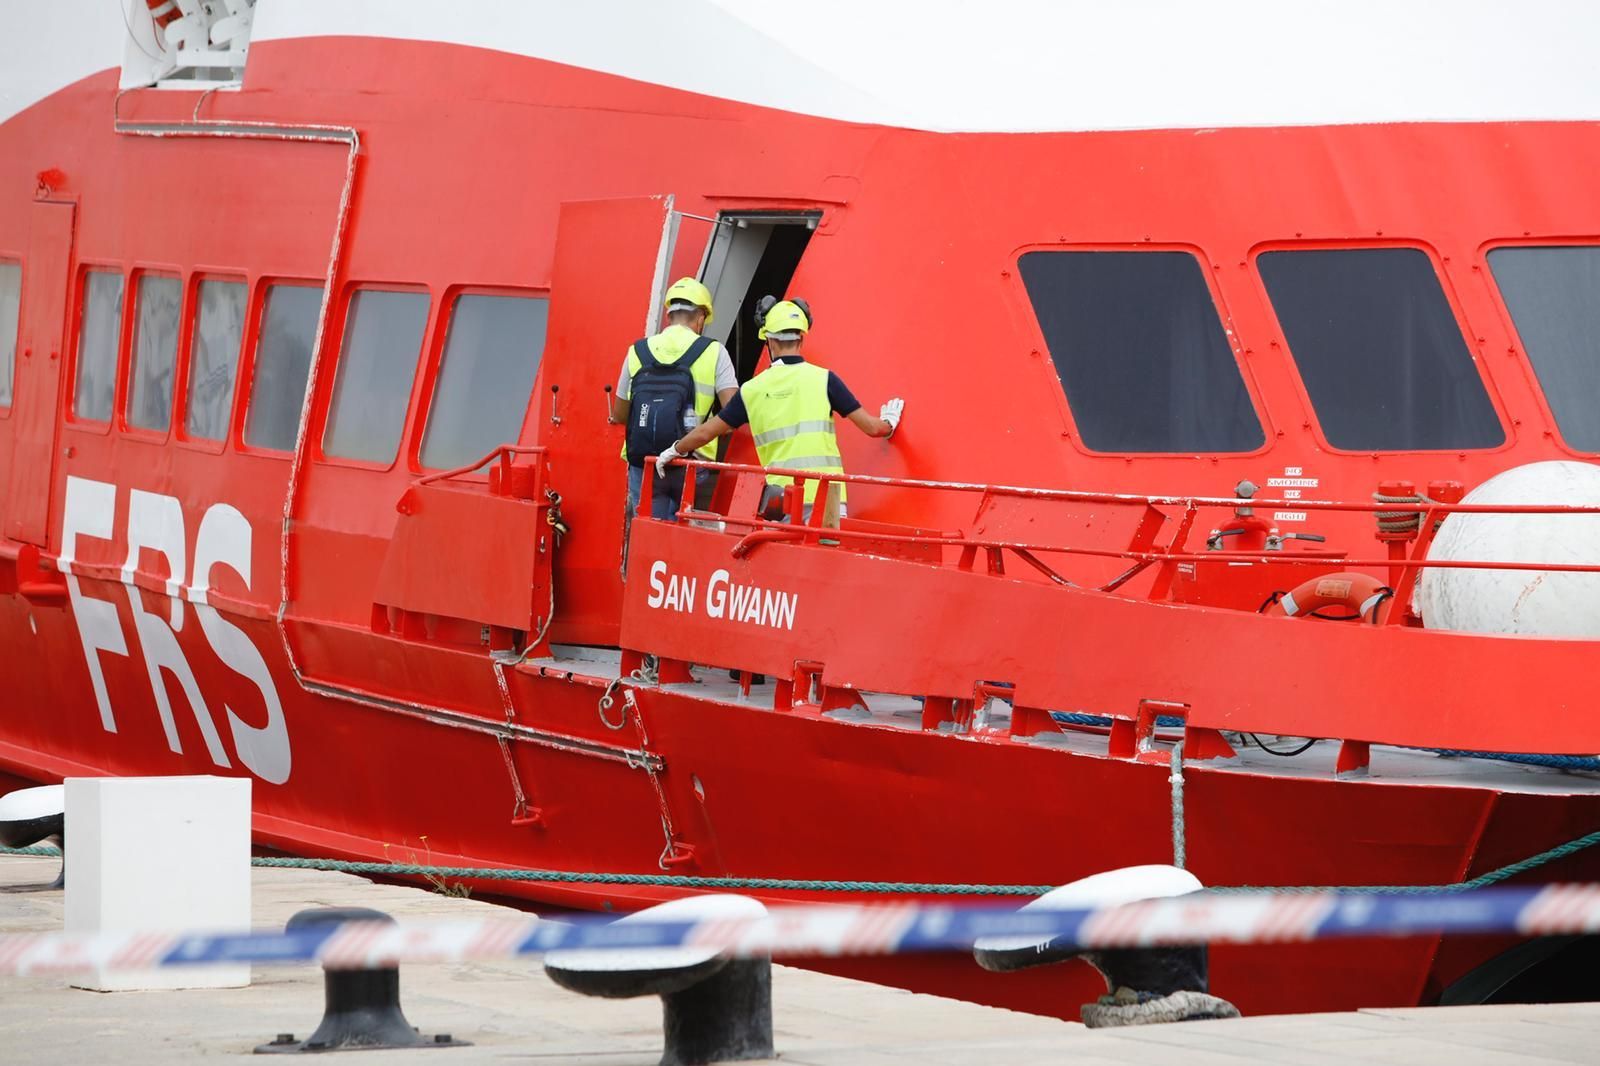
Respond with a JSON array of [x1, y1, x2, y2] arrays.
[[0, 784, 65, 889], [256, 907, 469, 1054], [973, 864, 1239, 1027], [544, 894, 772, 1066]]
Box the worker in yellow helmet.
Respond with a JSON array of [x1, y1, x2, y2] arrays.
[[610, 277, 738, 522], [656, 297, 904, 528]]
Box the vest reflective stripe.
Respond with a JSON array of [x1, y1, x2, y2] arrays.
[[752, 420, 837, 448], [621, 324, 723, 460], [767, 454, 845, 470], [740, 360, 846, 505]]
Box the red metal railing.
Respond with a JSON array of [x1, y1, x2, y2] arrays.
[[651, 457, 1600, 613], [625, 458, 1600, 762], [660, 457, 1600, 517], [414, 445, 548, 492]]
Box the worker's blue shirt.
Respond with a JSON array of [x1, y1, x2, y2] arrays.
[[719, 356, 861, 429]]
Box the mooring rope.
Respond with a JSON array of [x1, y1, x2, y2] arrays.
[[1170, 742, 1186, 870], [5, 828, 1599, 897], [1372, 489, 1429, 536], [246, 858, 1054, 895]]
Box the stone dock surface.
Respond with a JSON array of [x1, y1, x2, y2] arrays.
[[1, 854, 1596, 1063]]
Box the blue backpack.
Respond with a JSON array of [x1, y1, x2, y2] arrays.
[[625, 335, 715, 468]]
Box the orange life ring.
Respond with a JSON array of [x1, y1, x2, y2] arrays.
[[1264, 572, 1392, 623]]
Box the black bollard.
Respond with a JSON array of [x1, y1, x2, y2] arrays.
[[1091, 944, 1209, 999], [0, 784, 65, 890], [660, 957, 773, 1066], [973, 864, 1238, 1027], [42, 834, 64, 891], [544, 894, 773, 1066], [255, 907, 469, 1054]]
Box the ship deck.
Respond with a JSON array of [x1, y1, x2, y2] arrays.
[[525, 645, 1600, 798]]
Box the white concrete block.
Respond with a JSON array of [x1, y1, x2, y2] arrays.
[[64, 775, 251, 991]]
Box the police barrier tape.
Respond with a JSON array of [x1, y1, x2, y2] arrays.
[[4, 885, 1600, 977]]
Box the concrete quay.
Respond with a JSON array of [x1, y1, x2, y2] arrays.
[[2, 854, 1598, 1063]]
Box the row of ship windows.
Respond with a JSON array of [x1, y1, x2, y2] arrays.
[[1020, 244, 1600, 454], [0, 246, 1595, 461], [0, 267, 548, 471]]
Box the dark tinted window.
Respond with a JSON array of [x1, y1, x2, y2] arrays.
[[322, 289, 429, 464], [0, 261, 19, 407], [1259, 248, 1502, 450], [127, 274, 181, 431], [185, 279, 246, 441], [74, 270, 124, 421], [1488, 246, 1600, 452], [419, 294, 548, 469], [244, 284, 321, 451], [1019, 251, 1263, 452]]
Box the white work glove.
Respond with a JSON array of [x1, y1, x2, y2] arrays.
[[654, 441, 686, 478], [880, 397, 905, 437]]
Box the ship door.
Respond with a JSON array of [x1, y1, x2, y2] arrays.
[[7, 200, 75, 546], [530, 194, 682, 646]]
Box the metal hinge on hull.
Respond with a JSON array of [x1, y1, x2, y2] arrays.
[[491, 659, 542, 827], [599, 672, 696, 870]]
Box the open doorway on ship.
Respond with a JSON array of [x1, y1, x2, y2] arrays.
[[698, 211, 820, 383]]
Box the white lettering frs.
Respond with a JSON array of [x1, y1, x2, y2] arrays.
[[58, 475, 291, 785]]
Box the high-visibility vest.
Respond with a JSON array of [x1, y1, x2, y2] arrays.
[[740, 359, 846, 505], [621, 324, 723, 460]]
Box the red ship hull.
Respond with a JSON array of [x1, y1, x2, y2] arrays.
[[3, 24, 1600, 1021], [3, 592, 1598, 1018]]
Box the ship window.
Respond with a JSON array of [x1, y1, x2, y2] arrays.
[[184, 279, 246, 442], [0, 261, 19, 407], [127, 273, 182, 432], [1259, 248, 1503, 451], [1019, 250, 1263, 453], [244, 283, 321, 452], [74, 270, 125, 422], [1487, 246, 1600, 453], [419, 294, 548, 470], [322, 288, 430, 464]]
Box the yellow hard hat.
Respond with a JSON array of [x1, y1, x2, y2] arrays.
[[663, 277, 714, 325], [758, 299, 810, 340]]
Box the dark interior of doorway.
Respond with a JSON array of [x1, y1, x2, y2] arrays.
[[719, 224, 815, 384]]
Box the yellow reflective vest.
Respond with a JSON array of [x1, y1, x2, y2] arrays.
[[740, 358, 846, 505], [621, 324, 723, 460]]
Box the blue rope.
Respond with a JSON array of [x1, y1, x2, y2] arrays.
[[1048, 713, 1600, 772], [1053, 711, 1186, 729], [1423, 749, 1600, 772]]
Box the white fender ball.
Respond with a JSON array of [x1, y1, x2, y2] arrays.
[[1419, 461, 1600, 637]]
